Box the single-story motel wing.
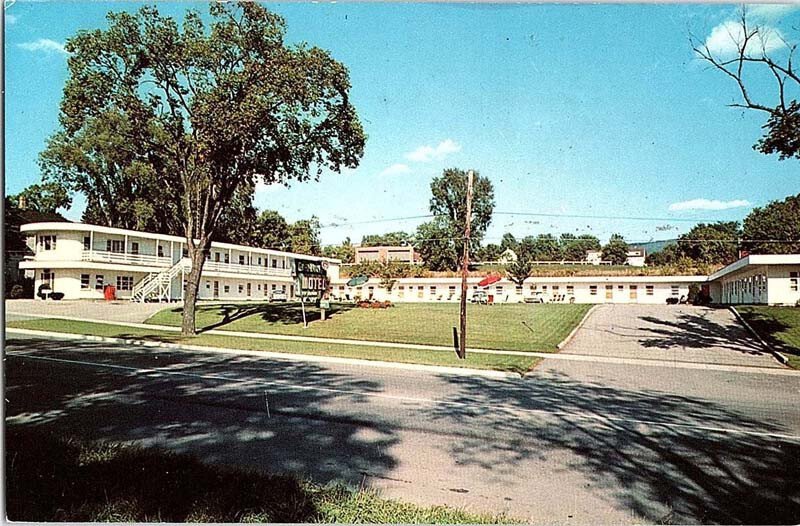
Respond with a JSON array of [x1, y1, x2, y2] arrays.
[[17, 222, 800, 306]]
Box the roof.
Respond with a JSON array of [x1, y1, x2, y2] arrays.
[[20, 222, 341, 264], [332, 275, 705, 285], [708, 254, 800, 281]]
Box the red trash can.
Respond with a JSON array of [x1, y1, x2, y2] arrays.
[[104, 285, 116, 301]]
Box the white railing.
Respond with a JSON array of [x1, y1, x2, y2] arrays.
[[82, 250, 172, 267], [131, 258, 189, 302], [202, 260, 293, 277]]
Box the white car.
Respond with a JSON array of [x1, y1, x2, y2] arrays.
[[270, 291, 288, 302]]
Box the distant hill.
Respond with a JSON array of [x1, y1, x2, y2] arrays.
[[629, 239, 677, 254]]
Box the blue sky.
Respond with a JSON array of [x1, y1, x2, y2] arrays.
[[4, 2, 799, 246]]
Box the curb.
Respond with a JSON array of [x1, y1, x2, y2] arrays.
[[557, 304, 599, 350], [729, 306, 790, 366], [6, 311, 540, 357], [5, 328, 522, 380]]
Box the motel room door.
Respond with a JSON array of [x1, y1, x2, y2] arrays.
[[213, 281, 219, 299]]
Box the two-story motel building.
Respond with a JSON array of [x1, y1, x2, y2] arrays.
[[19, 222, 340, 302], [18, 222, 800, 307]]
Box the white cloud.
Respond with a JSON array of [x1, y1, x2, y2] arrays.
[[18, 38, 68, 55], [746, 3, 800, 21], [703, 19, 786, 57], [5, 13, 18, 25], [379, 163, 411, 177], [668, 198, 752, 211], [405, 139, 461, 163]]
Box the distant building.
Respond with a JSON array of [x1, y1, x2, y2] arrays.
[[626, 249, 646, 267], [586, 250, 603, 265], [497, 248, 518, 264], [354, 245, 419, 264]]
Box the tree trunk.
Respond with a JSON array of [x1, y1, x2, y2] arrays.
[[181, 243, 209, 336]]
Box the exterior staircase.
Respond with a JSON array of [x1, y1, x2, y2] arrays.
[[131, 258, 189, 302]]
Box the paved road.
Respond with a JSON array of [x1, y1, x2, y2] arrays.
[[562, 304, 782, 368], [6, 333, 800, 524]]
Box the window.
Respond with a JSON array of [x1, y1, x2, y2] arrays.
[[272, 259, 277, 268], [107, 239, 124, 253], [618, 285, 624, 291], [449, 285, 457, 294], [590, 285, 598, 295], [646, 285, 654, 296], [272, 284, 277, 291], [264, 285, 269, 296], [542, 285, 548, 292], [116, 276, 134, 290], [552, 285, 560, 292], [183, 248, 189, 258], [529, 284, 537, 291], [515, 285, 523, 294], [566, 285, 574, 295], [791, 271, 799, 292], [247, 283, 252, 296], [158, 245, 165, 258], [131, 242, 139, 255], [95, 275, 104, 290], [206, 281, 211, 290], [224, 285, 230, 293], [258, 257, 262, 266], [83, 236, 91, 250], [39, 235, 57, 251], [398, 285, 405, 298], [40, 269, 54, 285], [671, 285, 680, 296], [258, 284, 262, 291], [496, 285, 503, 294], [238, 284, 244, 293], [430, 286, 437, 295], [239, 255, 246, 265], [81, 274, 90, 290]]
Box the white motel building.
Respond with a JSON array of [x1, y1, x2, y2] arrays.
[[19, 222, 339, 302], [18, 222, 800, 307]]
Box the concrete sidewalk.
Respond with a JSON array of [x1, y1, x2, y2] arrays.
[[5, 299, 170, 323]]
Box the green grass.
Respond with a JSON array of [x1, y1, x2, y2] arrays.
[[6, 318, 539, 374], [6, 429, 518, 523], [737, 306, 800, 369], [146, 302, 591, 352]]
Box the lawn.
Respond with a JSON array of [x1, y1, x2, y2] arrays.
[[6, 318, 539, 374], [146, 302, 592, 352], [737, 306, 800, 369], [6, 428, 517, 523]]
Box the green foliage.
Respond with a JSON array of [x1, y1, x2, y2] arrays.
[[414, 217, 460, 271], [322, 237, 355, 263], [529, 234, 561, 261], [252, 210, 291, 249], [677, 221, 741, 264], [416, 168, 495, 271], [757, 102, 800, 161], [288, 216, 321, 256], [602, 233, 629, 265], [560, 233, 601, 261], [476, 243, 502, 262], [742, 193, 800, 254], [500, 232, 518, 252], [361, 231, 412, 247], [41, 2, 366, 333], [645, 243, 680, 266], [344, 260, 428, 279], [9, 284, 25, 299], [505, 258, 534, 286], [10, 181, 72, 214]]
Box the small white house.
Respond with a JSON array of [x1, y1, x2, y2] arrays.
[[626, 249, 646, 267], [497, 249, 518, 264], [586, 250, 603, 265]]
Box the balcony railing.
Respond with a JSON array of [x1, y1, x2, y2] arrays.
[[81, 250, 172, 267], [203, 260, 293, 277]]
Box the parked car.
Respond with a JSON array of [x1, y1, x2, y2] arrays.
[[471, 290, 488, 304], [270, 291, 288, 302], [525, 292, 547, 304]]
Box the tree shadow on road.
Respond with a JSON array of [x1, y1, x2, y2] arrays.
[[637, 311, 767, 355], [5, 338, 397, 521], [421, 370, 800, 524]]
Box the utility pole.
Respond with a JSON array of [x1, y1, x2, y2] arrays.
[[458, 169, 474, 360]]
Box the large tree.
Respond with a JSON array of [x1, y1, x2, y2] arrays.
[[693, 9, 800, 161], [742, 193, 800, 254], [529, 233, 561, 261], [322, 237, 355, 263], [288, 217, 322, 256], [416, 168, 495, 271], [677, 221, 741, 265], [10, 181, 72, 215], [602, 234, 629, 265], [43, 3, 365, 334], [253, 209, 291, 250], [560, 233, 601, 261]]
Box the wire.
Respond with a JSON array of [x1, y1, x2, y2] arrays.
[[494, 211, 726, 223]]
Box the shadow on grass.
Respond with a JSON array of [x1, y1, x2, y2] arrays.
[[5, 337, 398, 521], [422, 371, 800, 524], [161, 302, 355, 333], [737, 309, 799, 360]]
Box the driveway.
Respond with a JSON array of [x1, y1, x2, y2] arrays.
[[5, 299, 171, 324], [561, 304, 782, 368]]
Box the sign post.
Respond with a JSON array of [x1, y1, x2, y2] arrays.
[[458, 170, 474, 360]]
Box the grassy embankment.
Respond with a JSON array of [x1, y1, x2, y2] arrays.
[[737, 306, 800, 369], [6, 429, 517, 523]]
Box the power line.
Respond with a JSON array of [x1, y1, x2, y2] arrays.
[[494, 211, 726, 223]]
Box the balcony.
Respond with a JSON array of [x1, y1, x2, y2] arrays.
[[81, 250, 172, 267], [202, 260, 293, 278]]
